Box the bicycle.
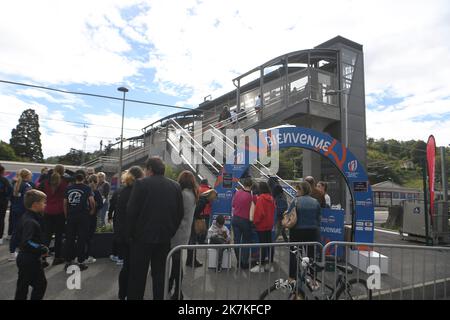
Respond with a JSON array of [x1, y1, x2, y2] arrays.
[[259, 246, 372, 300]]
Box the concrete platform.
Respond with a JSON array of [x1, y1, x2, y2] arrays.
[[1, 211, 449, 300]]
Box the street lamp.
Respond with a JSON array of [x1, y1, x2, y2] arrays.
[[117, 86, 129, 187]]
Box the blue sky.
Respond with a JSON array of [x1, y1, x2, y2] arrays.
[[0, 0, 449, 157]]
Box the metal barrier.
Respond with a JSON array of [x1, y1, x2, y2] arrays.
[[162, 241, 450, 300], [164, 242, 323, 300], [321, 241, 450, 300]]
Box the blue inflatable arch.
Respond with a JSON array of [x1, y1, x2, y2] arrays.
[[260, 127, 374, 243]]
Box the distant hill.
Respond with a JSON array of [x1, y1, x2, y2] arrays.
[[276, 138, 449, 189], [367, 138, 449, 189]]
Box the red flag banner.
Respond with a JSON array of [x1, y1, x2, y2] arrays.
[[427, 135, 436, 220]]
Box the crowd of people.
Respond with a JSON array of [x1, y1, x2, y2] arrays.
[[0, 158, 332, 300]]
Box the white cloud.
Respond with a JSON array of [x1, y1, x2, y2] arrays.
[[0, 0, 146, 85], [0, 92, 161, 158], [15, 88, 87, 107], [1, 0, 450, 157], [134, 0, 450, 146]]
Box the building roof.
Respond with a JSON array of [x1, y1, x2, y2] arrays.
[[315, 35, 363, 51], [372, 180, 421, 193]]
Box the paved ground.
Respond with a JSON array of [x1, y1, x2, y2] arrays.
[[1, 210, 449, 300]]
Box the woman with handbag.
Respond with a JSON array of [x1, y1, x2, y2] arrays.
[[186, 189, 217, 268], [169, 171, 199, 300], [285, 181, 321, 288]]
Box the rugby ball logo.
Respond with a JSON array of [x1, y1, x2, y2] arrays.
[[348, 160, 358, 172]]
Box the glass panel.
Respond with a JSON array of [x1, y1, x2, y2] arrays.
[[290, 76, 308, 92], [342, 49, 357, 65], [343, 78, 352, 90], [342, 63, 355, 78]]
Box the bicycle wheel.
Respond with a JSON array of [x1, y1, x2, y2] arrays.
[[259, 283, 296, 300], [335, 279, 373, 300]]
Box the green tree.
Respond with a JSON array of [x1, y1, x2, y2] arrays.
[[58, 148, 84, 165], [165, 164, 182, 181], [10, 109, 44, 162], [411, 140, 427, 166], [0, 141, 19, 161]]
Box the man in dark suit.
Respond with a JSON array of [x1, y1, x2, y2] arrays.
[[126, 157, 184, 300]]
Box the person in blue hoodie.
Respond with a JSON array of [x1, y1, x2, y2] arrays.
[[9, 169, 33, 261], [0, 164, 13, 245], [14, 189, 48, 300]]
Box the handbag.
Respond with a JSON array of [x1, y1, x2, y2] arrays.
[[194, 218, 207, 235], [282, 198, 299, 229]]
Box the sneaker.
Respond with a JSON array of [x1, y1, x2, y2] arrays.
[[116, 259, 124, 266], [306, 278, 320, 291], [250, 265, 265, 273], [264, 264, 275, 273], [77, 263, 89, 271], [0, 238, 3, 245], [85, 256, 97, 264], [110, 255, 118, 262], [5, 235, 11, 240], [64, 261, 75, 271], [8, 252, 17, 261]]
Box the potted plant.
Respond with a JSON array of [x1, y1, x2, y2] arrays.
[[90, 224, 114, 258]]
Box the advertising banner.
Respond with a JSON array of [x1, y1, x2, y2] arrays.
[[321, 208, 345, 257], [260, 127, 374, 243], [211, 164, 249, 229], [426, 135, 436, 219]]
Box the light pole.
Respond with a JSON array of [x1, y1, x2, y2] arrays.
[[117, 86, 129, 187]]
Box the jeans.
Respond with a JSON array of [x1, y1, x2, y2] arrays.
[[288, 228, 320, 280], [256, 231, 273, 264], [209, 236, 228, 268], [65, 213, 90, 264], [0, 201, 7, 239], [231, 216, 253, 267], [9, 209, 23, 254], [86, 213, 97, 258], [98, 200, 109, 227], [43, 214, 66, 259]]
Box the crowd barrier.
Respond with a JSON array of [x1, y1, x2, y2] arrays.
[[163, 241, 450, 300]]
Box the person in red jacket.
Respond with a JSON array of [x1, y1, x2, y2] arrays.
[[40, 165, 68, 266], [250, 182, 276, 273], [197, 179, 212, 243]]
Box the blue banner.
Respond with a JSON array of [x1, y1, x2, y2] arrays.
[[259, 127, 374, 244], [211, 164, 249, 229], [321, 209, 345, 257]]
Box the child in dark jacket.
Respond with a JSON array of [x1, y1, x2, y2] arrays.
[[14, 189, 48, 300]]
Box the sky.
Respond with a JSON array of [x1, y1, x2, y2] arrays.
[[0, 0, 449, 158]]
